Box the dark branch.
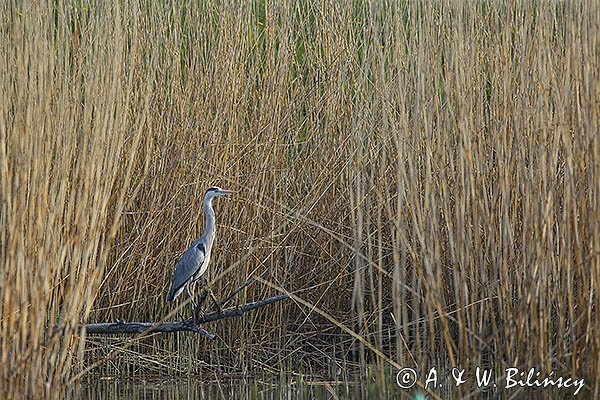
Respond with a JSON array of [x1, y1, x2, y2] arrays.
[[82, 294, 288, 339], [219, 278, 255, 307], [195, 294, 289, 324], [84, 320, 216, 340]]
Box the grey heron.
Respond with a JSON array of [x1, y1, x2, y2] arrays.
[[166, 186, 234, 307]]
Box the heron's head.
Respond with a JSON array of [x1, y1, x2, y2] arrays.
[[205, 186, 234, 200]]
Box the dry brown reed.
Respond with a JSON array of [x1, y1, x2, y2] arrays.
[[1, 0, 598, 398]]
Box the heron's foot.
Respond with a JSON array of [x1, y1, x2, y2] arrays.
[[193, 306, 206, 324]]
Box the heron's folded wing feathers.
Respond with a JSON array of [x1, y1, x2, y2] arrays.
[[169, 242, 206, 295]]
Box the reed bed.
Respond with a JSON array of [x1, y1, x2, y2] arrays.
[[1, 0, 598, 398]]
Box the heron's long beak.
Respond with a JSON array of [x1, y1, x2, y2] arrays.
[[219, 189, 234, 195]]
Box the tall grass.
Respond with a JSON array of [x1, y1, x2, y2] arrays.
[[1, 0, 598, 398]]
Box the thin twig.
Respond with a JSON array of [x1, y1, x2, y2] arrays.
[[220, 278, 255, 307]]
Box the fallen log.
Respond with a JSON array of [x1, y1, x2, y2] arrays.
[[85, 320, 217, 339], [83, 294, 289, 340]]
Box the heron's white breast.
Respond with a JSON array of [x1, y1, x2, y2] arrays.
[[199, 250, 211, 276]]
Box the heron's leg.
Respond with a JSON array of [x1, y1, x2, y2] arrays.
[[194, 288, 208, 324], [193, 276, 209, 309], [187, 284, 197, 309], [196, 288, 208, 309]]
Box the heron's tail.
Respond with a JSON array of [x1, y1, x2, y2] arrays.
[[166, 285, 176, 302], [166, 279, 186, 302]]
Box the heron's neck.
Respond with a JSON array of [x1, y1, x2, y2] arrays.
[[203, 197, 216, 246]]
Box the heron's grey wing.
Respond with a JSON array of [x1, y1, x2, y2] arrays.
[[167, 241, 206, 300]]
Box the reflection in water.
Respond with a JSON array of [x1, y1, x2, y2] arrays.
[[73, 376, 349, 399]]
